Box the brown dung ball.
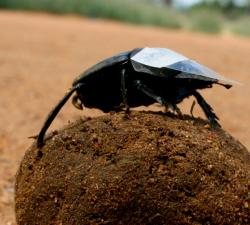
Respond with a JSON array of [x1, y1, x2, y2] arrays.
[[15, 111, 250, 225]]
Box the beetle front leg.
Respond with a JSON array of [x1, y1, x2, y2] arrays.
[[121, 68, 130, 113], [37, 83, 84, 148]]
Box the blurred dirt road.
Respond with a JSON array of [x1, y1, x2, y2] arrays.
[[0, 10, 249, 224]]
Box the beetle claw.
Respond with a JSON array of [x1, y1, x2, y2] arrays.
[[165, 103, 182, 117], [174, 105, 182, 117]]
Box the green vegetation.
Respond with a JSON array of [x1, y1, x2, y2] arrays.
[[0, 0, 250, 37], [188, 10, 223, 34], [0, 0, 182, 29], [231, 17, 250, 36]]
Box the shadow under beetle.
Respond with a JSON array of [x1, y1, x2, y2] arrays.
[[37, 47, 237, 147]]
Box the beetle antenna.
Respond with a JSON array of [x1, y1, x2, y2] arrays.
[[37, 84, 82, 148]]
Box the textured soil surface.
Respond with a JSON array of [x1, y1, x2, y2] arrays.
[[0, 10, 250, 224], [15, 112, 250, 225]]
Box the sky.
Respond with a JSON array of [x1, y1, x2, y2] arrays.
[[173, 0, 248, 7], [174, 0, 201, 7]]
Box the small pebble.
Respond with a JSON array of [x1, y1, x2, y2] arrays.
[[204, 124, 211, 129]]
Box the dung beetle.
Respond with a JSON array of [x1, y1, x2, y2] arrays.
[[37, 47, 237, 147]]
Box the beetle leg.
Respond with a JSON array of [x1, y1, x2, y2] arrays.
[[165, 104, 182, 116], [121, 69, 130, 113], [173, 104, 182, 116], [190, 100, 196, 117], [133, 79, 177, 112], [192, 91, 220, 127], [37, 83, 84, 148], [134, 80, 167, 105], [134, 80, 182, 116]]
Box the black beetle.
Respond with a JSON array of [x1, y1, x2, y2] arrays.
[[37, 47, 236, 147]]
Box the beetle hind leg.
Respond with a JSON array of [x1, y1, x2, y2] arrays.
[[192, 91, 220, 127]]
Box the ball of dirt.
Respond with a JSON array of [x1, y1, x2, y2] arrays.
[[15, 111, 250, 225]]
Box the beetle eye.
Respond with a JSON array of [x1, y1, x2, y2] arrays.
[[72, 94, 83, 110]]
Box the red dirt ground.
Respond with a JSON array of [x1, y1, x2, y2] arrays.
[[0, 10, 249, 224]]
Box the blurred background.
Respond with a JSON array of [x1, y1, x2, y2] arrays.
[[1, 0, 250, 35], [0, 1, 250, 224]]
